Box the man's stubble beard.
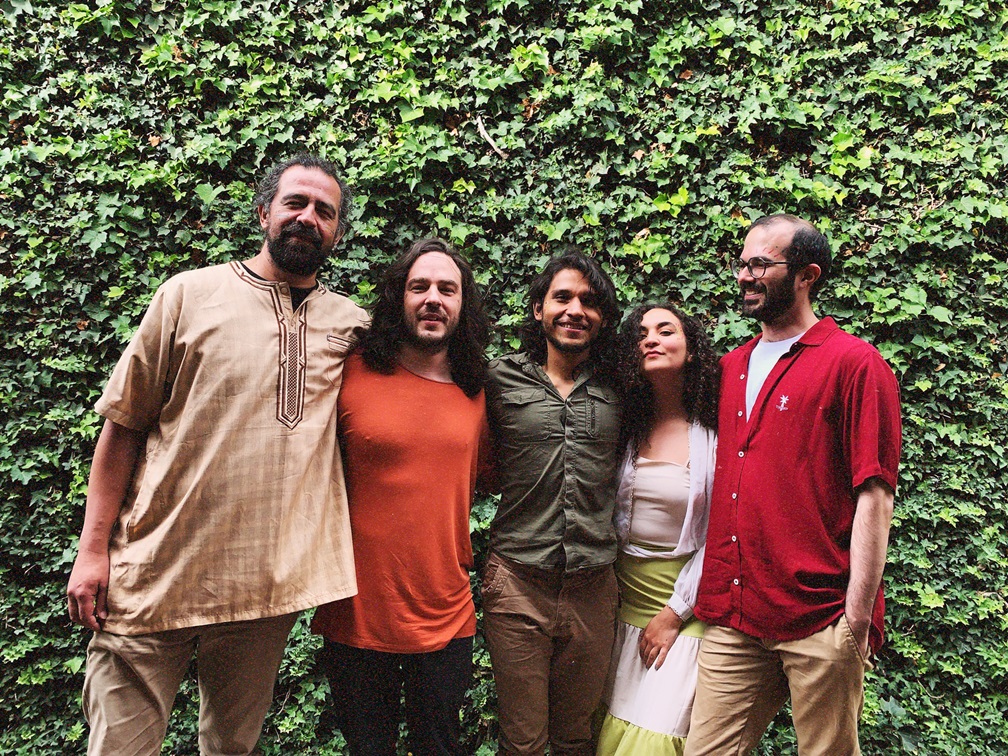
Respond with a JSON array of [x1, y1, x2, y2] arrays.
[[740, 271, 797, 325], [544, 319, 594, 356], [403, 308, 459, 354]]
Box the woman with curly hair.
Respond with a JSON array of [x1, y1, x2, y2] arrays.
[[597, 303, 720, 756]]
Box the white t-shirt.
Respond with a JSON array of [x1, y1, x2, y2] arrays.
[[745, 332, 805, 419]]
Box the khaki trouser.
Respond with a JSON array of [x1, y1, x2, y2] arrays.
[[685, 618, 873, 756], [82, 612, 298, 756], [481, 552, 618, 756]]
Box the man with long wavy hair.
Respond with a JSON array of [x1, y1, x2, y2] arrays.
[[482, 250, 623, 755], [312, 237, 490, 756]]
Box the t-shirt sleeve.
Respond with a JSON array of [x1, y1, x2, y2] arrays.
[[94, 284, 180, 431], [843, 348, 902, 493]]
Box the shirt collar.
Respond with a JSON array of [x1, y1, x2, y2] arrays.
[[516, 351, 596, 390], [739, 316, 838, 357], [795, 316, 838, 346]]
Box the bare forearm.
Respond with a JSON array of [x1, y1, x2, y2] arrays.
[[68, 419, 146, 629], [846, 479, 894, 631], [78, 419, 145, 551]]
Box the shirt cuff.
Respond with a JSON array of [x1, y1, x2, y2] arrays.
[[667, 595, 693, 622]]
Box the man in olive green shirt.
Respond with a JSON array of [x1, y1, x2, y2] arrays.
[[483, 250, 623, 756]]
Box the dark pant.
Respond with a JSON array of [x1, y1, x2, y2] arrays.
[[319, 636, 473, 756]]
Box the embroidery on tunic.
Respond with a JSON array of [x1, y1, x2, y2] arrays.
[[270, 287, 308, 429], [230, 262, 310, 429]]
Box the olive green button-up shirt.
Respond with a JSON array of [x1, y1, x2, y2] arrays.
[[485, 353, 622, 571]]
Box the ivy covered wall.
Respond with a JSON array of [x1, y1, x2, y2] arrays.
[[2, 0, 1006, 752]]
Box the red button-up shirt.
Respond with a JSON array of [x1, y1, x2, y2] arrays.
[[695, 318, 901, 652]]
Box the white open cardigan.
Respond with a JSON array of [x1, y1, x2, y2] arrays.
[[612, 422, 717, 621]]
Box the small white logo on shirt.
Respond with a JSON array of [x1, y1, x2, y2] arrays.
[[776, 395, 790, 411]]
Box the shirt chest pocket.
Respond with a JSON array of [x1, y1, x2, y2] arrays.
[[325, 334, 353, 385], [584, 385, 621, 442], [498, 387, 553, 441]]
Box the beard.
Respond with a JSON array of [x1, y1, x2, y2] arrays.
[[544, 320, 593, 355], [266, 221, 329, 277], [405, 329, 452, 353], [404, 309, 458, 353], [740, 272, 796, 324]]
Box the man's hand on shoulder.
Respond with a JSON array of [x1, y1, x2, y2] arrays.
[[67, 548, 110, 631]]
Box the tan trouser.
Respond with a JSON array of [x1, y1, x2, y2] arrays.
[[685, 618, 873, 756], [82, 612, 298, 756], [481, 552, 618, 756]]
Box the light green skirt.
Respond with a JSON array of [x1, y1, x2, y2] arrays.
[[614, 552, 705, 638], [597, 715, 686, 756], [597, 551, 705, 756]]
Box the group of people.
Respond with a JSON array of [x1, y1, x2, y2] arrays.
[[66, 153, 902, 756]]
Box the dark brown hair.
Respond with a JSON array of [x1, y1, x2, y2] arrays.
[[618, 302, 720, 453], [358, 238, 489, 398]]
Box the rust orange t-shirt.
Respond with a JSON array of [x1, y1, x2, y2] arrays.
[[312, 353, 487, 653]]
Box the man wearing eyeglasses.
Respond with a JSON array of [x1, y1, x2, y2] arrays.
[[686, 214, 902, 755]]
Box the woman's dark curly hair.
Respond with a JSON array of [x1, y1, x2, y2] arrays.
[[619, 303, 720, 453], [517, 250, 621, 388], [358, 238, 489, 398]]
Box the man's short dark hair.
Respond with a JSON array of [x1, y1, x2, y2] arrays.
[[518, 250, 621, 386], [358, 238, 489, 398], [750, 214, 832, 299], [254, 154, 353, 240]]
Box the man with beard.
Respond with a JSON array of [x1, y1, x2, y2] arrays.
[[66, 154, 368, 755], [482, 251, 623, 755], [685, 214, 902, 755], [311, 238, 490, 756]]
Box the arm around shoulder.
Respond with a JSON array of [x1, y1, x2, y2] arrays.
[[67, 419, 146, 631], [475, 412, 499, 494]]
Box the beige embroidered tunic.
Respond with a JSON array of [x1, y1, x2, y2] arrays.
[[95, 261, 368, 635]]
